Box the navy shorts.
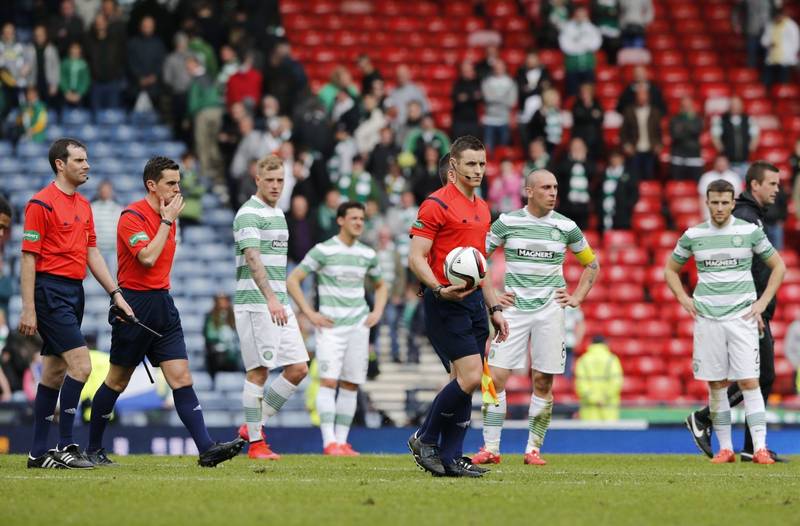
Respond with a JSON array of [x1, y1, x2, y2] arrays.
[[109, 289, 187, 367], [423, 288, 489, 373], [35, 273, 86, 356]]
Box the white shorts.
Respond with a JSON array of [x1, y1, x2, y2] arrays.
[[235, 309, 309, 371], [488, 301, 566, 374], [693, 315, 759, 381], [315, 323, 370, 385]]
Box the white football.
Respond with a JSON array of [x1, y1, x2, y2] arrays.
[[444, 246, 487, 290]]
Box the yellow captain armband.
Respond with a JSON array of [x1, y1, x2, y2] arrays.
[[574, 247, 596, 266]]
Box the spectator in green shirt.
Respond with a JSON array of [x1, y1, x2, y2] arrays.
[[59, 41, 90, 107], [18, 87, 47, 143]]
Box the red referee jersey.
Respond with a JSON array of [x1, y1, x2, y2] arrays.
[[21, 182, 96, 280], [117, 199, 176, 290], [409, 183, 491, 285]]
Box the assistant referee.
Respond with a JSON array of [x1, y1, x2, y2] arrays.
[[406, 136, 508, 477]]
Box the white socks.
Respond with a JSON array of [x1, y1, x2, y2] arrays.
[[482, 390, 507, 455], [526, 394, 553, 454], [317, 386, 337, 446], [742, 388, 767, 452], [263, 374, 298, 419], [709, 387, 732, 451], [242, 381, 263, 443], [334, 389, 358, 445]]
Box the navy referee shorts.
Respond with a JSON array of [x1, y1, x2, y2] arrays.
[[423, 287, 489, 372], [109, 289, 187, 367], [34, 273, 86, 356]]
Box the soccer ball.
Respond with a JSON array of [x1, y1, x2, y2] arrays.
[[444, 247, 487, 290]]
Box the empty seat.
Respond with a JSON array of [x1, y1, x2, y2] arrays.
[[646, 375, 682, 401]]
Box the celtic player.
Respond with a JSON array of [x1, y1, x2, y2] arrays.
[[287, 201, 388, 456], [665, 179, 785, 464], [233, 154, 309, 460], [473, 169, 599, 466]]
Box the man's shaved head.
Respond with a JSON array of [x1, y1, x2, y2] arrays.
[[526, 169, 556, 187], [525, 169, 558, 216]]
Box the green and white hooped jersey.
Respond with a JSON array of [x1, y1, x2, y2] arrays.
[[671, 217, 776, 320], [299, 236, 382, 327], [233, 196, 289, 311], [487, 208, 592, 312]]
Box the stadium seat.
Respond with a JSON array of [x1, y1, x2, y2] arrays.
[[583, 302, 621, 320], [636, 320, 672, 339], [610, 283, 645, 302], [61, 108, 91, 125], [610, 338, 647, 357], [603, 230, 636, 248], [632, 213, 666, 233], [607, 247, 648, 266], [624, 303, 658, 321], [621, 376, 646, 399], [664, 338, 692, 357], [646, 376, 682, 401], [628, 356, 665, 376], [505, 374, 532, 393]]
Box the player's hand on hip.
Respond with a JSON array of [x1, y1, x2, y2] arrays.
[[744, 299, 766, 322], [439, 284, 471, 301], [160, 195, 185, 223], [308, 311, 334, 328], [364, 311, 382, 328], [113, 295, 135, 318], [268, 296, 287, 326], [498, 291, 516, 307], [491, 311, 509, 343], [18, 308, 37, 336], [679, 297, 697, 319], [554, 288, 579, 308]]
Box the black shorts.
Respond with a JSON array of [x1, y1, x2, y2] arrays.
[[423, 288, 489, 373], [35, 273, 86, 356], [110, 289, 187, 367]]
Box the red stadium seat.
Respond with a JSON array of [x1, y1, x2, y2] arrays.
[[607, 247, 649, 266], [687, 51, 719, 68], [605, 319, 638, 338], [583, 302, 621, 320], [645, 265, 666, 286], [621, 376, 646, 398], [611, 338, 648, 357], [780, 250, 799, 267], [675, 213, 702, 231], [660, 303, 693, 323], [633, 213, 666, 233], [664, 338, 693, 357], [505, 374, 532, 393], [636, 320, 673, 338], [684, 379, 708, 400], [634, 195, 661, 214], [603, 230, 637, 248], [669, 197, 700, 215], [629, 356, 666, 376], [698, 82, 730, 99], [641, 230, 680, 251], [638, 180, 663, 197], [606, 265, 645, 284], [552, 375, 574, 395], [610, 283, 646, 302], [771, 320, 787, 340], [649, 283, 677, 303], [668, 358, 694, 378], [665, 180, 697, 198], [624, 302, 659, 321], [646, 376, 682, 401], [772, 84, 800, 99], [780, 303, 800, 322], [676, 319, 694, 338], [744, 98, 773, 115]]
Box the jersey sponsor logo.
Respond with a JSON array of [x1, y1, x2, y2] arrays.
[[271, 240, 288, 249], [517, 248, 556, 259], [22, 230, 40, 242], [129, 232, 150, 246], [702, 258, 739, 268], [412, 220, 424, 229]]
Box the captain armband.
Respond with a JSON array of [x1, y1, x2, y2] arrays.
[[574, 247, 596, 266]]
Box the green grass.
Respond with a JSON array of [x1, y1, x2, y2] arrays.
[[1, 454, 798, 525]]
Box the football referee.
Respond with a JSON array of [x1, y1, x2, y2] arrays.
[[84, 156, 244, 467], [21, 138, 134, 469], [407, 136, 508, 477]]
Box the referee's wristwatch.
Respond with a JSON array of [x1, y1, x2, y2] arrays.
[[432, 285, 445, 299], [160, 218, 173, 227], [488, 305, 503, 315]]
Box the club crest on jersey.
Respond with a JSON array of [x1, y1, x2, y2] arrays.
[[550, 229, 562, 241], [732, 236, 743, 247]]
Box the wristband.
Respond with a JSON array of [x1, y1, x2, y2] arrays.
[[109, 288, 122, 299], [160, 218, 173, 226], [488, 305, 503, 314]]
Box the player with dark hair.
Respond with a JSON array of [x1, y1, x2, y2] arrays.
[[84, 156, 244, 467], [686, 162, 788, 462], [407, 135, 509, 477], [669, 178, 784, 464], [21, 138, 134, 469], [287, 201, 387, 456]]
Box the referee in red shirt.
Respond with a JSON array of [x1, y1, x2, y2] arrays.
[[84, 156, 243, 467], [407, 136, 509, 477], [20, 138, 134, 469]]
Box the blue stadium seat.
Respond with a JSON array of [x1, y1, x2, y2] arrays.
[[110, 125, 136, 142], [61, 108, 91, 126], [30, 158, 52, 175], [9, 192, 31, 210], [204, 208, 234, 227], [120, 141, 150, 159], [138, 124, 172, 142], [46, 109, 59, 125], [16, 141, 49, 158], [3, 175, 30, 192], [199, 244, 232, 262], [91, 141, 116, 158], [113, 175, 140, 192], [95, 109, 126, 126], [182, 278, 220, 297], [92, 157, 125, 173], [129, 111, 158, 126], [151, 141, 185, 159], [214, 372, 245, 392], [73, 123, 101, 142], [0, 141, 12, 156], [181, 226, 216, 244], [191, 371, 213, 391], [0, 157, 20, 173], [45, 124, 64, 141]]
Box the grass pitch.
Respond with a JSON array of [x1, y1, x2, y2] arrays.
[[1, 454, 798, 526]]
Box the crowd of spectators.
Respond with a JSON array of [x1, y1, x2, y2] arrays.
[[1, 0, 800, 383]]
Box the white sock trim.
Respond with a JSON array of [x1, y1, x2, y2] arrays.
[[334, 389, 358, 444]]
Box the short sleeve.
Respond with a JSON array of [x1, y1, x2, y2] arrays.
[[233, 212, 261, 253], [566, 225, 588, 253], [86, 207, 97, 248], [751, 227, 776, 260], [671, 232, 693, 264], [21, 200, 49, 254], [298, 245, 324, 274], [486, 218, 508, 256], [117, 211, 150, 257], [409, 199, 446, 240], [367, 252, 382, 283]]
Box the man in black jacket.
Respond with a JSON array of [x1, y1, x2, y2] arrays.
[[686, 161, 787, 462]]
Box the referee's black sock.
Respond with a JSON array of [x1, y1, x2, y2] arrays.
[[30, 384, 59, 457], [173, 386, 214, 453], [439, 395, 472, 464], [56, 375, 85, 449], [420, 379, 471, 445], [87, 383, 121, 451]]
